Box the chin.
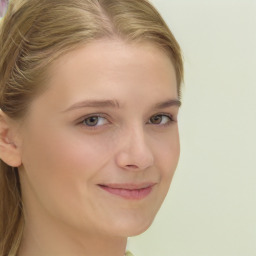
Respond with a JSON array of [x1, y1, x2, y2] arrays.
[[109, 214, 156, 237], [127, 223, 153, 237]]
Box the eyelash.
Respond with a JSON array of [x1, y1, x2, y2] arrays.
[[148, 113, 174, 126], [77, 114, 109, 130], [77, 113, 175, 130]]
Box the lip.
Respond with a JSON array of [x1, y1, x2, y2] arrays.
[[98, 183, 156, 200]]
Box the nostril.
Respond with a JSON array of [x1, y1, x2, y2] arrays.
[[115, 133, 154, 170], [126, 165, 138, 169]]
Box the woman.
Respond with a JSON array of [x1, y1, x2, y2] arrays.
[[0, 0, 183, 255]]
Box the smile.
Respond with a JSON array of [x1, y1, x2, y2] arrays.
[[98, 183, 156, 200]]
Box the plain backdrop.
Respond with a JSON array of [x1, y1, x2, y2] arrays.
[[128, 1, 256, 256], [0, 1, 255, 256]]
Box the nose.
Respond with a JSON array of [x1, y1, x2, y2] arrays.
[[115, 126, 154, 171]]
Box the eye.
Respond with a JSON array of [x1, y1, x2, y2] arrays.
[[149, 114, 173, 125], [82, 115, 109, 127]]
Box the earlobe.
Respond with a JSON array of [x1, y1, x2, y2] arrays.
[[0, 110, 22, 167]]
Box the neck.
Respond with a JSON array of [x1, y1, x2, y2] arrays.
[[18, 213, 127, 256]]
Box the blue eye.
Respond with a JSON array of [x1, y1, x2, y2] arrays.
[[82, 116, 108, 127], [149, 114, 173, 125]]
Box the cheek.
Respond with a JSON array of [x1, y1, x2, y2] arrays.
[[153, 128, 180, 193], [20, 125, 116, 199], [153, 127, 180, 171], [163, 135, 180, 172], [19, 125, 117, 226]]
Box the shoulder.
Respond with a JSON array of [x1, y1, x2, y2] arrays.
[[125, 251, 135, 256]]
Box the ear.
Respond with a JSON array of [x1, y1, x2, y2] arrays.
[[0, 109, 22, 167]]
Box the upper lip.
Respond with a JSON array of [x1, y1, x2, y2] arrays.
[[98, 183, 156, 190]]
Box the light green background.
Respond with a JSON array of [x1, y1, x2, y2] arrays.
[[128, 1, 256, 255], [1, 1, 255, 255]]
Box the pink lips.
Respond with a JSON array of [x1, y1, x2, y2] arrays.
[[98, 183, 155, 200]]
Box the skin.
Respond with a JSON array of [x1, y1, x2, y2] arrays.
[[0, 39, 180, 256]]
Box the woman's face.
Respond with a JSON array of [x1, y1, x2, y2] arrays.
[[18, 39, 180, 238]]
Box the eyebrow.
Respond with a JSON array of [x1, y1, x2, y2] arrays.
[[153, 99, 181, 109], [62, 98, 181, 113], [62, 99, 120, 112]]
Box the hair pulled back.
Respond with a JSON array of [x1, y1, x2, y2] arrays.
[[0, 0, 183, 255]]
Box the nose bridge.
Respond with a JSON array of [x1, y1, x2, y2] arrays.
[[115, 122, 154, 170]]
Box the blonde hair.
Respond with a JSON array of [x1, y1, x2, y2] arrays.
[[0, 0, 183, 255]]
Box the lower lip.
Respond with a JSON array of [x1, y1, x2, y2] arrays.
[[99, 185, 153, 200]]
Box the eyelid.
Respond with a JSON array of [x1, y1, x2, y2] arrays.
[[150, 112, 175, 120], [147, 112, 176, 126], [76, 113, 111, 128], [75, 111, 177, 130]]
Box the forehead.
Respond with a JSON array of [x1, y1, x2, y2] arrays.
[[31, 39, 178, 113], [50, 39, 175, 75]]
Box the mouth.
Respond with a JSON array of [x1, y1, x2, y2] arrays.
[[97, 183, 156, 200]]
